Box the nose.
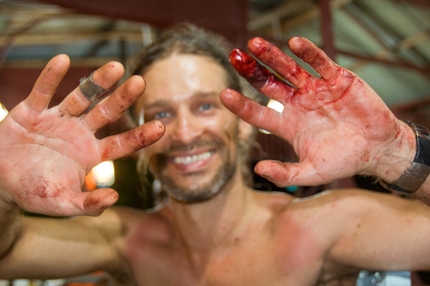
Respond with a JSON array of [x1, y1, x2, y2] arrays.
[[170, 109, 202, 144]]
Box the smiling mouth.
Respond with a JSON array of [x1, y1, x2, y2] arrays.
[[172, 151, 213, 165]]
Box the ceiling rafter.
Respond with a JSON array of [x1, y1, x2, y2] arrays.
[[248, 0, 314, 32], [0, 0, 428, 110], [247, 0, 429, 78], [393, 0, 430, 8], [352, 0, 429, 64]]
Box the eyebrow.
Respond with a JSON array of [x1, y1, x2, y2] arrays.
[[143, 91, 220, 110], [144, 100, 170, 110]]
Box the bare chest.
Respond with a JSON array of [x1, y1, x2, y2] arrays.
[[123, 232, 326, 286]]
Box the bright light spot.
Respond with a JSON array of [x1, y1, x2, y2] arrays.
[[259, 99, 284, 134], [267, 99, 284, 113], [91, 160, 115, 187], [0, 103, 8, 122]]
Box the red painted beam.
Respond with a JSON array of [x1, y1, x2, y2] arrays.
[[318, 0, 336, 60], [39, 0, 250, 47]]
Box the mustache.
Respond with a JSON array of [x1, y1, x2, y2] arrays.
[[160, 138, 224, 156]]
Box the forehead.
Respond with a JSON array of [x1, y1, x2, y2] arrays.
[[136, 53, 229, 108]]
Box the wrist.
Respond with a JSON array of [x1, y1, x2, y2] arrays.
[[378, 121, 430, 194], [371, 121, 416, 182]]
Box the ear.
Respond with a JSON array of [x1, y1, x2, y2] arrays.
[[238, 118, 254, 140]]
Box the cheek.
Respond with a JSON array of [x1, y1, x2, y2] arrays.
[[224, 117, 241, 136], [208, 112, 239, 132], [219, 119, 241, 149], [143, 146, 167, 176], [143, 137, 167, 158]]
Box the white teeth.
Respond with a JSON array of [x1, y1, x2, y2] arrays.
[[173, 151, 212, 165]]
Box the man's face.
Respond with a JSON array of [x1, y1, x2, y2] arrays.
[[135, 54, 243, 203]]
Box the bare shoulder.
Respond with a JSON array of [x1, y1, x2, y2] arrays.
[[280, 188, 429, 229], [260, 188, 412, 225], [108, 205, 174, 248], [252, 190, 295, 213], [252, 188, 365, 215], [289, 188, 401, 209]]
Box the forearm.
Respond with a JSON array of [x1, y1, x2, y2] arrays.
[[0, 201, 22, 261], [0, 210, 123, 280], [329, 190, 430, 271]]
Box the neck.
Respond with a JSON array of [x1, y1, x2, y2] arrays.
[[167, 169, 255, 250]]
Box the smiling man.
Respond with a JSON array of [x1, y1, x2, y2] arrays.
[[1, 23, 430, 286], [135, 53, 249, 203]]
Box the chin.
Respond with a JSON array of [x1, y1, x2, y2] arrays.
[[167, 186, 222, 204]]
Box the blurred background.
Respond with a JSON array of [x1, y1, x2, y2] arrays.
[[0, 0, 429, 209]]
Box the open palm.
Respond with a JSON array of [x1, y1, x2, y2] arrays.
[[0, 55, 164, 216], [221, 37, 402, 187]]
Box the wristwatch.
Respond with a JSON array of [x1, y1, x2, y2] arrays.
[[380, 121, 430, 194]]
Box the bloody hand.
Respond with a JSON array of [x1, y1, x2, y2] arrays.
[[0, 55, 164, 216], [221, 37, 408, 187]]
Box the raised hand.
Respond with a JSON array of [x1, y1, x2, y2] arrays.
[[0, 55, 165, 216], [220, 37, 412, 187]]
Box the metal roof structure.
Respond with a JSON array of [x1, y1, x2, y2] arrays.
[[249, 0, 430, 108], [0, 0, 429, 110]]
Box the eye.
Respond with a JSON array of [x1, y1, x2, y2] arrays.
[[199, 103, 213, 111], [154, 111, 170, 119]]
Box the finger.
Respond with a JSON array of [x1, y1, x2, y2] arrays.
[[220, 88, 289, 137], [255, 160, 326, 187], [19, 187, 118, 217], [229, 49, 296, 105], [26, 54, 70, 113], [247, 37, 310, 88], [288, 37, 338, 81], [60, 188, 119, 216], [83, 75, 146, 131], [58, 61, 125, 117], [98, 120, 165, 161], [82, 188, 119, 216]]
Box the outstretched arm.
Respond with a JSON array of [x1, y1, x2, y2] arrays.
[[220, 37, 428, 199], [320, 190, 430, 271]]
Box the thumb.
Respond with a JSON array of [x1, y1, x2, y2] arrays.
[[81, 188, 119, 216]]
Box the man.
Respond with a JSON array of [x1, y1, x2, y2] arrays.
[[0, 24, 430, 285]]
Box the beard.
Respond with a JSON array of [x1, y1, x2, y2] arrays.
[[149, 136, 239, 204]]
